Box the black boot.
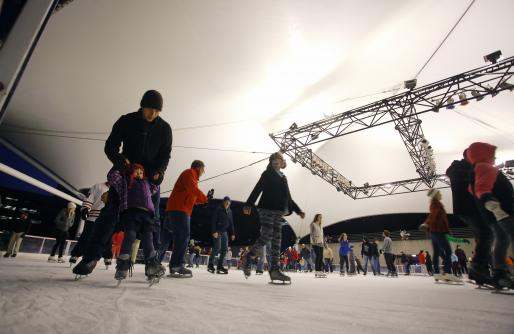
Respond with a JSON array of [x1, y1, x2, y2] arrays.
[[207, 263, 215, 274], [468, 263, 493, 286], [269, 266, 291, 284], [492, 269, 514, 290], [72, 258, 98, 276], [241, 253, 253, 279], [216, 265, 228, 274], [115, 257, 132, 281], [145, 256, 165, 279]]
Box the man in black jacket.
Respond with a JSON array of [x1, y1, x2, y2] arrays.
[[446, 150, 493, 284], [241, 151, 305, 284], [3, 210, 31, 258], [207, 196, 235, 274], [73, 90, 172, 276]]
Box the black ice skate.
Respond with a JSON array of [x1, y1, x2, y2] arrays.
[[207, 264, 216, 274], [69, 256, 78, 268], [168, 266, 193, 278], [216, 265, 228, 274], [114, 257, 132, 286], [72, 259, 98, 279], [269, 268, 291, 285], [104, 258, 112, 270], [240, 253, 252, 279], [491, 269, 514, 291], [468, 264, 494, 289], [255, 270, 264, 275], [145, 256, 165, 286]]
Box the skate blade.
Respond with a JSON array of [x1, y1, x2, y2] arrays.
[[74, 275, 87, 281], [269, 281, 291, 285], [116, 279, 122, 287], [148, 278, 160, 287], [491, 289, 514, 295], [167, 273, 192, 278], [434, 280, 464, 285]]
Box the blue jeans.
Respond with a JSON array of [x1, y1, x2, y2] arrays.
[[362, 255, 375, 274], [209, 232, 228, 267], [431, 232, 452, 274], [164, 211, 190, 269], [372, 256, 381, 273]]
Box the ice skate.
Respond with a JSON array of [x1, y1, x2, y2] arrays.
[[69, 256, 78, 267], [168, 266, 193, 278], [491, 270, 514, 291], [468, 265, 494, 288], [72, 258, 98, 277], [339, 272, 345, 276], [57, 257, 65, 263], [269, 268, 291, 285], [216, 265, 228, 274], [315, 271, 327, 278], [255, 270, 264, 275], [114, 256, 132, 286], [240, 253, 252, 279], [11, 253, 17, 258], [104, 258, 112, 270], [48, 256, 57, 262], [144, 256, 165, 286], [3, 252, 11, 258], [207, 264, 215, 274]]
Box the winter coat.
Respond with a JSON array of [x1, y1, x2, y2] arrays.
[[418, 252, 426, 264], [126, 178, 157, 215], [310, 222, 324, 246], [446, 159, 480, 217], [54, 209, 75, 232], [423, 199, 450, 233], [166, 168, 208, 216], [361, 241, 372, 257], [12, 217, 31, 234], [339, 240, 351, 256], [104, 110, 172, 185], [467, 142, 514, 216], [211, 205, 235, 235], [455, 248, 467, 263], [81, 182, 109, 222], [246, 167, 302, 215]]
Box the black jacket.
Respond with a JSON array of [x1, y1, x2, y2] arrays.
[[211, 205, 235, 235], [370, 242, 379, 257], [12, 217, 31, 234], [446, 159, 480, 217], [105, 110, 172, 184], [361, 241, 371, 257], [246, 167, 302, 215]]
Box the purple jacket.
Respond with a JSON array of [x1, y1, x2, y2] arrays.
[[107, 168, 158, 215]]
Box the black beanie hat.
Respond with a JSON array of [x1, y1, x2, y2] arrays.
[[140, 90, 163, 111]]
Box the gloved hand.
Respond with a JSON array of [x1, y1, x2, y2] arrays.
[[485, 200, 509, 221], [207, 189, 214, 201], [81, 208, 90, 221], [418, 223, 428, 232]]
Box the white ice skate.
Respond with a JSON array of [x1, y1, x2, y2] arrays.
[[58, 257, 65, 263], [48, 256, 57, 262]]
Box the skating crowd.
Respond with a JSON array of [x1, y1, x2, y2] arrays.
[[2, 91, 513, 290]]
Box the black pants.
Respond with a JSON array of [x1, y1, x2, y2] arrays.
[[459, 214, 492, 268], [339, 255, 349, 273], [71, 220, 112, 259], [313, 245, 324, 271], [384, 253, 396, 273], [459, 260, 468, 274], [51, 230, 69, 257]]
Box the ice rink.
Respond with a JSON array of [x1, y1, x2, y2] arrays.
[[1, 253, 513, 334]]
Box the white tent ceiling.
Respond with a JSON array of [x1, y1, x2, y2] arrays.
[[1, 0, 514, 237]]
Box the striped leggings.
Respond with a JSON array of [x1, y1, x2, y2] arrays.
[[249, 209, 283, 269]]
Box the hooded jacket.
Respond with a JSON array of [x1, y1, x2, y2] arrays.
[[445, 159, 480, 217], [104, 110, 172, 185], [466, 142, 513, 215]]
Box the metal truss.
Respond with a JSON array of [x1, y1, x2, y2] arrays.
[[270, 56, 514, 198]]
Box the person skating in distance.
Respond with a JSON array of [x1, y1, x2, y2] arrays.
[[241, 152, 305, 284]]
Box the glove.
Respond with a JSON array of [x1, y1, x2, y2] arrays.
[[20, 233, 26, 238], [485, 200, 509, 221], [81, 208, 90, 221], [207, 189, 214, 201], [418, 223, 428, 232]]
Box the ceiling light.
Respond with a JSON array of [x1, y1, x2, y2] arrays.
[[289, 123, 298, 130], [446, 97, 455, 109], [404, 79, 417, 90], [484, 50, 502, 64]]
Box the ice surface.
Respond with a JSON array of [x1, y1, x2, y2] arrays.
[[1, 253, 513, 334]]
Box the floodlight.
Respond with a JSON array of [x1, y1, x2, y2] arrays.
[[458, 92, 468, 106], [471, 90, 484, 101], [289, 123, 298, 130], [484, 50, 502, 64], [404, 79, 417, 90]]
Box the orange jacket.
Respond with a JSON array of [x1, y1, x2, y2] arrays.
[[166, 168, 208, 216], [424, 199, 450, 233]]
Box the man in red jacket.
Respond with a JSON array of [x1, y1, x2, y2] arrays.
[[161, 160, 212, 278]]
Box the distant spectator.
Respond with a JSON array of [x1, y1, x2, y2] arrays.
[[425, 251, 434, 276], [323, 243, 334, 273], [300, 244, 313, 272], [371, 238, 381, 275], [380, 230, 397, 277], [400, 251, 410, 275], [3, 210, 31, 258], [49, 202, 76, 263], [338, 233, 351, 276], [454, 245, 468, 274], [400, 230, 410, 240], [361, 238, 375, 275]]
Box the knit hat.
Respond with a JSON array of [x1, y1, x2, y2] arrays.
[[140, 90, 163, 111], [223, 196, 231, 202], [67, 202, 76, 209], [427, 188, 440, 199], [128, 163, 145, 189]]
